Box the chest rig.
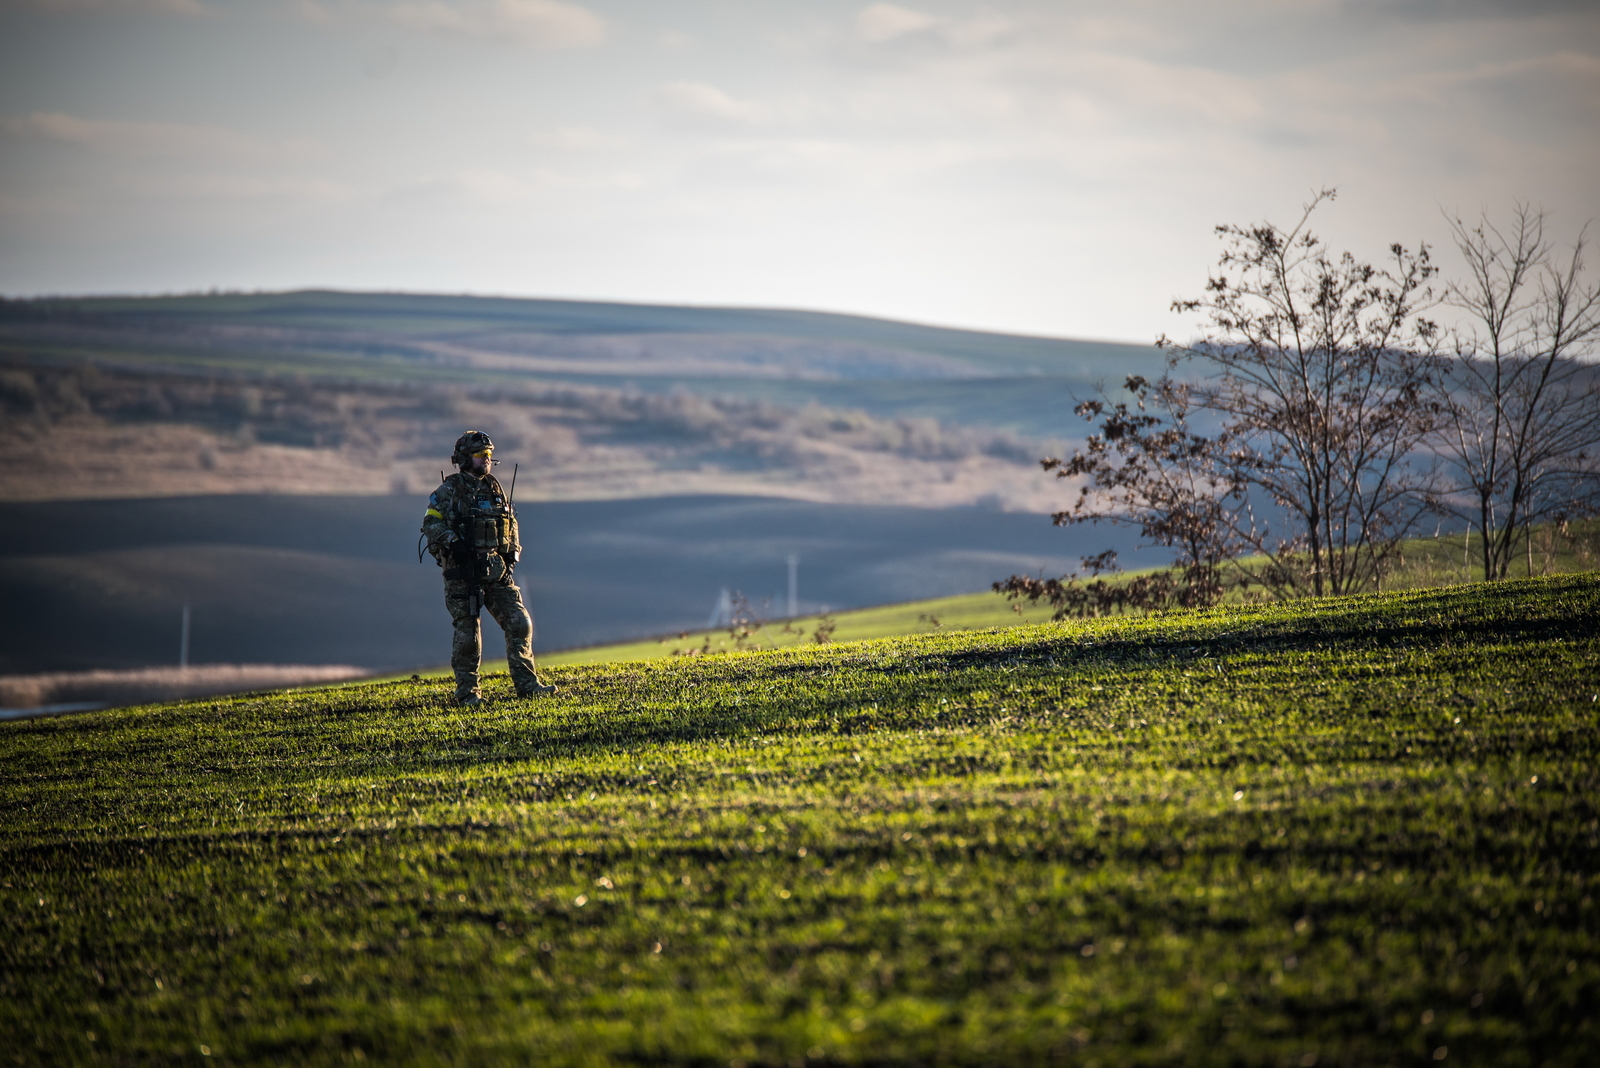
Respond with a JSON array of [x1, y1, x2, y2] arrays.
[[455, 474, 515, 556]]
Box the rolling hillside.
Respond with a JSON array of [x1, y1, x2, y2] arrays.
[[0, 291, 1165, 507], [3, 574, 1596, 1065], [0, 493, 1171, 676], [0, 290, 1163, 382]]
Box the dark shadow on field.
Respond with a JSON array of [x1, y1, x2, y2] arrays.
[[913, 578, 1600, 672], [0, 494, 1171, 675], [408, 577, 1598, 761], [8, 780, 1592, 920], [11, 578, 1587, 798], [4, 575, 1588, 852]]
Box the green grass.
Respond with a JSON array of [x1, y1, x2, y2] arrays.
[[541, 589, 1060, 667], [4, 574, 1599, 1066], [1379, 521, 1600, 590], [538, 521, 1600, 671]]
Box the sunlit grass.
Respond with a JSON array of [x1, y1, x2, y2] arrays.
[[4, 574, 1598, 1066], [537, 521, 1600, 671], [540, 588, 1063, 667]]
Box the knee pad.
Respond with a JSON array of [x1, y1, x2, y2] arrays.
[[504, 612, 532, 642]]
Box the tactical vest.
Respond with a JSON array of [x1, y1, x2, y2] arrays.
[[455, 475, 515, 556]]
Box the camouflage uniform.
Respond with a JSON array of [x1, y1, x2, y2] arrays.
[[421, 468, 548, 703]]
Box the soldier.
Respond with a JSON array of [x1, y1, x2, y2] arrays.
[[421, 431, 558, 705]]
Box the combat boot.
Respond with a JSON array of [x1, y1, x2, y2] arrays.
[[516, 677, 560, 698], [453, 671, 484, 706]]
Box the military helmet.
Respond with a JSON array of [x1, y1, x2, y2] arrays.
[[451, 430, 495, 468]]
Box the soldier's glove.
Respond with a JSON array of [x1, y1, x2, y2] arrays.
[[449, 537, 473, 564]]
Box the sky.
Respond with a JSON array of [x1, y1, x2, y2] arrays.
[[1, 0, 1597, 343]]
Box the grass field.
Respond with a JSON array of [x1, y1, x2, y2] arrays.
[[534, 521, 1600, 670], [4, 574, 1599, 1066], [540, 588, 1061, 667]]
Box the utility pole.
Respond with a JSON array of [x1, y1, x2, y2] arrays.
[[787, 554, 799, 618], [179, 605, 191, 670], [708, 587, 733, 629]]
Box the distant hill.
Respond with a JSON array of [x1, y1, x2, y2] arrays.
[[0, 290, 1165, 504], [0, 289, 1162, 381], [0, 294, 1173, 678], [0, 493, 1172, 675]]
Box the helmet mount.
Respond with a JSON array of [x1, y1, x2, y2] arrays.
[[451, 430, 497, 470]]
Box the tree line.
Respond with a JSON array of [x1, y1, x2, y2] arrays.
[[1000, 191, 1600, 617]]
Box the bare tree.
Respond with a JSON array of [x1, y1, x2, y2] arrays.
[[1432, 206, 1600, 581], [1001, 191, 1447, 614], [994, 374, 1241, 618], [1160, 189, 1444, 597], [1046, 376, 1242, 579]]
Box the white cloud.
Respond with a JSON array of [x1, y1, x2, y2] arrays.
[[1410, 47, 1600, 103], [131, 174, 354, 202], [526, 124, 623, 151], [289, 0, 333, 24], [385, 166, 643, 205], [854, 3, 1013, 47], [655, 81, 766, 124], [448, 168, 544, 201], [1070, 53, 1268, 127], [10, 0, 208, 13], [387, 0, 605, 48], [855, 3, 936, 43], [1, 113, 322, 160]]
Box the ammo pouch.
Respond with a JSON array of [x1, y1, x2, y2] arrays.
[[441, 486, 516, 583], [473, 515, 513, 554]]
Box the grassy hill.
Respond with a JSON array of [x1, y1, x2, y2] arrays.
[[4, 574, 1597, 1065], [534, 520, 1600, 669], [541, 587, 1060, 667], [0, 290, 1161, 380], [1, 290, 1154, 506], [0, 291, 1161, 455]]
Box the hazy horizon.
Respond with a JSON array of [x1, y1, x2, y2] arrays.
[[1, 284, 1172, 348]]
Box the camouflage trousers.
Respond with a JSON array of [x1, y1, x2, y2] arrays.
[[444, 579, 539, 700]]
